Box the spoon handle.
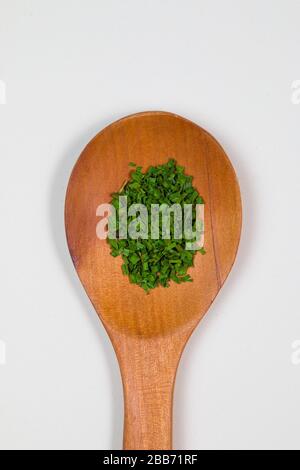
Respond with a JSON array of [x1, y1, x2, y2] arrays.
[[114, 335, 182, 450]]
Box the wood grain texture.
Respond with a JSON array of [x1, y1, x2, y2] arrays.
[[65, 111, 242, 449]]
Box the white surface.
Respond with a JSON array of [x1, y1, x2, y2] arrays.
[[0, 0, 300, 450]]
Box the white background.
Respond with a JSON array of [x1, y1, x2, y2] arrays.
[[0, 0, 300, 450]]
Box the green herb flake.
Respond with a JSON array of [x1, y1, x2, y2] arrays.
[[107, 159, 205, 292]]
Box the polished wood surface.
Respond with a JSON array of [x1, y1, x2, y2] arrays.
[[65, 111, 242, 449]]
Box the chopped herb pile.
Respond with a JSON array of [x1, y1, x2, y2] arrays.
[[107, 159, 205, 292]]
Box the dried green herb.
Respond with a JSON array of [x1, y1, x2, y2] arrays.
[[107, 159, 205, 292]]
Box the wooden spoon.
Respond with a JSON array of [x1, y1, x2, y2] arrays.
[[65, 111, 242, 450]]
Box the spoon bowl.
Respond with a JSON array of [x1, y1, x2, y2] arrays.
[[65, 111, 242, 449]]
